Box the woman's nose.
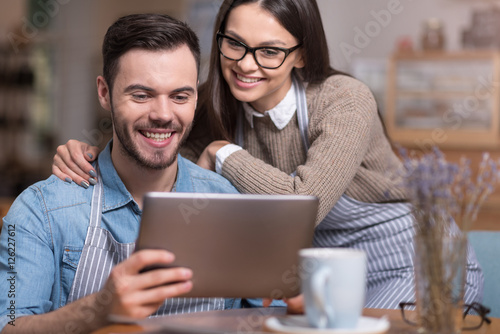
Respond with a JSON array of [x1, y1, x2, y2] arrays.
[[237, 52, 260, 72]]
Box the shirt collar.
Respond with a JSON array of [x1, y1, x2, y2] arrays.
[[242, 83, 296, 130], [175, 154, 196, 192], [97, 141, 191, 212], [97, 141, 136, 212]]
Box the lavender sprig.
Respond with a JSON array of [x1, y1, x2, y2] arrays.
[[399, 147, 500, 233]]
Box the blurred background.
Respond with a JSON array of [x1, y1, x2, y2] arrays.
[[1, 0, 500, 228]]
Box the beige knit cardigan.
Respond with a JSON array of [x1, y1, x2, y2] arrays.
[[182, 75, 407, 225]]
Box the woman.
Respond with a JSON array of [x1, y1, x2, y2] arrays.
[[52, 0, 483, 309]]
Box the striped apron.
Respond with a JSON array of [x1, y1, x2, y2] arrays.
[[237, 75, 483, 309], [66, 165, 225, 315]]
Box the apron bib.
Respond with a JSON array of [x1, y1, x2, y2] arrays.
[[67, 165, 224, 315]]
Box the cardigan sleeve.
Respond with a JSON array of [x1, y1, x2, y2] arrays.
[[220, 76, 379, 225]]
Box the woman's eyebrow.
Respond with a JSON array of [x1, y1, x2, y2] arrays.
[[225, 30, 287, 46]]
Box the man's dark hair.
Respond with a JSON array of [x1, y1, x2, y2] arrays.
[[102, 13, 200, 92]]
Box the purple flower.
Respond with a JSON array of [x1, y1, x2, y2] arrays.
[[399, 147, 500, 232]]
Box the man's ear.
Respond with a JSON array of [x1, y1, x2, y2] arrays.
[[96, 76, 112, 111]]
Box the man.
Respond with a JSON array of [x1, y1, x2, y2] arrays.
[[0, 14, 239, 333]]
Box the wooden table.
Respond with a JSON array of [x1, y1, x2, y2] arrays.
[[93, 307, 500, 333]]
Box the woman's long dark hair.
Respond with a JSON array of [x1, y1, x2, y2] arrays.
[[189, 0, 347, 143]]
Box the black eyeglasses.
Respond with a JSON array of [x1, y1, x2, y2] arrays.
[[399, 302, 491, 331], [216, 32, 302, 69]]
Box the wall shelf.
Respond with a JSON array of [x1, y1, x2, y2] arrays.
[[385, 51, 500, 149]]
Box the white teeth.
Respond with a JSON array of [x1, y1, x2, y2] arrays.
[[237, 74, 260, 83], [144, 131, 172, 141]]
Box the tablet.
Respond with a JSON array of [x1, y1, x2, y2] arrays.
[[135, 192, 318, 299]]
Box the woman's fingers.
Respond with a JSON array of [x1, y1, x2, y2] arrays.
[[196, 140, 229, 171], [52, 163, 74, 184], [196, 153, 213, 171], [53, 140, 99, 188], [262, 298, 273, 308], [84, 144, 100, 162], [285, 295, 304, 314], [67, 140, 99, 177], [53, 146, 89, 187]]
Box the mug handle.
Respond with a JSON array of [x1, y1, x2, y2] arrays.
[[311, 266, 335, 329]]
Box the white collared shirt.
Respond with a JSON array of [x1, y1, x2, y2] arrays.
[[242, 83, 296, 130], [215, 84, 296, 174]]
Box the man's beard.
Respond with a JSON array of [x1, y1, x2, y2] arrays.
[[111, 105, 192, 170]]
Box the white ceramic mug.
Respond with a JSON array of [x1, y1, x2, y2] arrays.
[[299, 248, 367, 329]]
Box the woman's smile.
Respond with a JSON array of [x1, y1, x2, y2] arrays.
[[233, 71, 265, 88], [235, 72, 263, 84]]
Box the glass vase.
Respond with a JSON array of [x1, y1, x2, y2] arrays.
[[413, 233, 467, 334]]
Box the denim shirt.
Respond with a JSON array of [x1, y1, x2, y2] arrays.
[[0, 142, 243, 330]]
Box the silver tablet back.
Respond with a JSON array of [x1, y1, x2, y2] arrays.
[[136, 192, 318, 298]]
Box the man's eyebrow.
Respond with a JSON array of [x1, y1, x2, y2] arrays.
[[123, 85, 196, 94], [172, 86, 196, 94], [123, 84, 155, 93]]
